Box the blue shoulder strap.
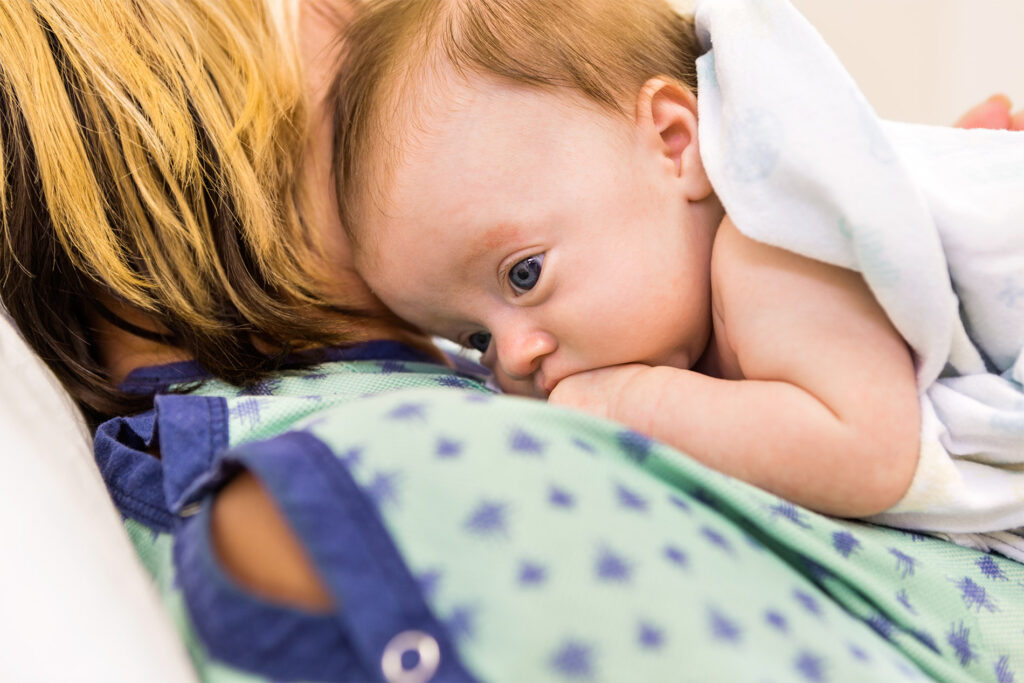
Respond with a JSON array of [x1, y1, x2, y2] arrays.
[[224, 432, 477, 683]]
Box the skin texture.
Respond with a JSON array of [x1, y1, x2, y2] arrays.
[[357, 73, 921, 518]]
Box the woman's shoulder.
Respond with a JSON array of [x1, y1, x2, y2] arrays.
[[211, 470, 333, 610]]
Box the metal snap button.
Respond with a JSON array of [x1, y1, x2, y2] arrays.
[[380, 629, 441, 683]]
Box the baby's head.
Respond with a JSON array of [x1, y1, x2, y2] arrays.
[[334, 0, 721, 395]]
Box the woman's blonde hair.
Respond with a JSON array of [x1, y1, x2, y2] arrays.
[[332, 0, 701, 241], [0, 0, 362, 423]]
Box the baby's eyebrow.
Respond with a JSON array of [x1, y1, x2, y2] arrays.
[[465, 222, 521, 263]]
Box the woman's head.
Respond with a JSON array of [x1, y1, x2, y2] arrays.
[[0, 0, 375, 423]]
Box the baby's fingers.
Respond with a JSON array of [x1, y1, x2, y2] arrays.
[[955, 94, 1012, 130], [1011, 108, 1024, 131]]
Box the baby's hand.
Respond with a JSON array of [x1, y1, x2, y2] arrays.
[[547, 364, 651, 421], [954, 94, 1024, 131]]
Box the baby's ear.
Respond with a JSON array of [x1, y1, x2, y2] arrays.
[[636, 77, 712, 201]]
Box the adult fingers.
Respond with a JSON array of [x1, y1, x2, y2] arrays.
[[954, 93, 1012, 129]]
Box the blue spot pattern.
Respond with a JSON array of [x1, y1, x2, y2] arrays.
[[708, 608, 742, 643], [518, 561, 547, 586], [388, 402, 426, 420], [437, 375, 473, 389], [795, 651, 826, 682], [953, 576, 998, 613], [230, 398, 262, 429], [832, 530, 861, 558], [765, 609, 788, 632], [595, 547, 632, 583], [615, 483, 648, 512], [896, 589, 916, 614], [510, 428, 545, 456], [668, 494, 692, 513], [792, 589, 822, 618], [848, 644, 870, 662], [769, 501, 813, 528], [446, 605, 476, 642], [464, 501, 510, 537], [435, 437, 463, 459], [663, 545, 689, 569], [995, 655, 1016, 683], [947, 621, 977, 667], [238, 378, 282, 396], [700, 526, 734, 554], [365, 470, 400, 507], [550, 641, 595, 679], [549, 486, 575, 509], [615, 430, 653, 462], [888, 548, 917, 578], [638, 622, 664, 650], [976, 556, 1008, 581], [571, 438, 595, 454]]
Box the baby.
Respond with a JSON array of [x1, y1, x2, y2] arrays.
[[331, 0, 1024, 529]]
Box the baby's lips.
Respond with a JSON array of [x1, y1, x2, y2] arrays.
[[535, 369, 562, 399], [532, 378, 554, 400]]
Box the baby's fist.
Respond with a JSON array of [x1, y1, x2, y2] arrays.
[[547, 364, 650, 421]]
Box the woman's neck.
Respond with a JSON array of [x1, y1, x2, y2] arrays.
[[92, 297, 191, 384]]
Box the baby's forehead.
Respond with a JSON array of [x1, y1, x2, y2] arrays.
[[354, 71, 632, 253], [350, 63, 478, 231]]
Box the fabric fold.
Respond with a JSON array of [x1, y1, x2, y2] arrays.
[[693, 0, 1024, 537]]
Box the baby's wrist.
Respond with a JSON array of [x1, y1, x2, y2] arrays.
[[609, 365, 670, 436]]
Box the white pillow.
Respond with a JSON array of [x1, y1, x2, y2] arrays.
[[0, 313, 195, 682]]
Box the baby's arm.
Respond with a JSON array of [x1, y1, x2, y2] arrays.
[[549, 218, 920, 518]]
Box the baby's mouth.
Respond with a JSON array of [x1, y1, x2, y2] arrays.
[[535, 370, 557, 398]]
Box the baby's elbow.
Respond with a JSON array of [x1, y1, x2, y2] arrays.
[[839, 403, 922, 518]]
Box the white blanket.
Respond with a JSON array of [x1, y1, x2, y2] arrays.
[[694, 0, 1024, 551]]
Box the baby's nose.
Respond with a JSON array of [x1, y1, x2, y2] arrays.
[[495, 327, 557, 382]]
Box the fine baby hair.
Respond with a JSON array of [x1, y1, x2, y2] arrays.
[[332, 0, 701, 241]]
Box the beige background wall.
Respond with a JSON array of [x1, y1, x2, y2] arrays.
[[670, 0, 1024, 125]]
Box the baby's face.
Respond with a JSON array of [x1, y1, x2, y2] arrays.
[[356, 77, 716, 396]]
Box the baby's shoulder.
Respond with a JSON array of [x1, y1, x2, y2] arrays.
[[709, 213, 831, 326], [709, 214, 741, 267], [710, 213, 820, 292], [709, 214, 765, 293]]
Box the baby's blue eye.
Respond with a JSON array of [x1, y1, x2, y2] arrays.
[[509, 254, 544, 294], [467, 331, 491, 353]]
